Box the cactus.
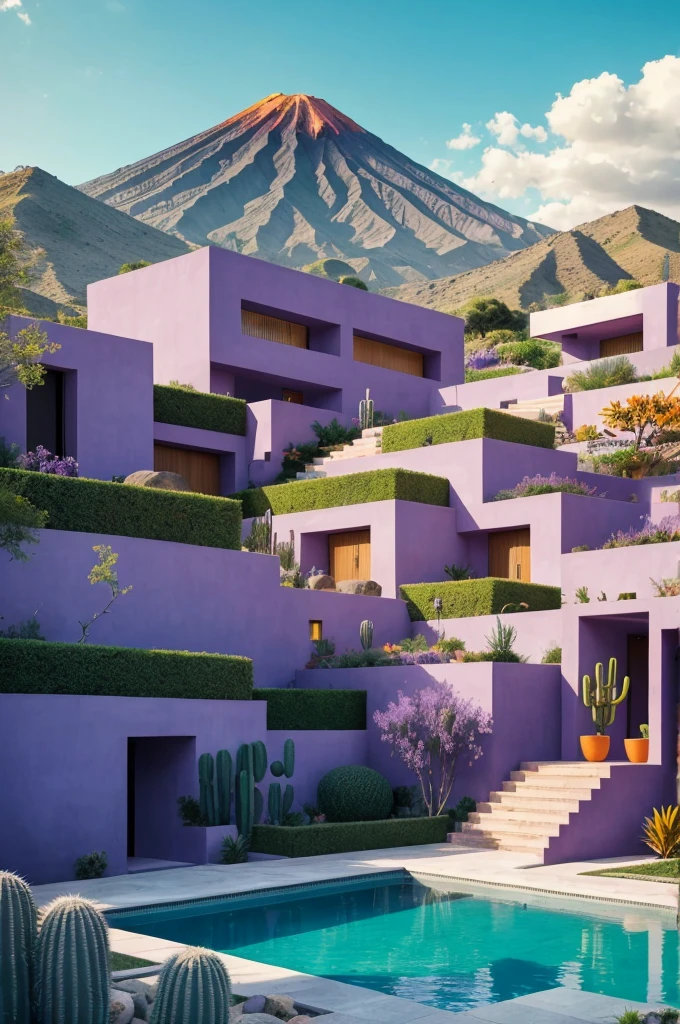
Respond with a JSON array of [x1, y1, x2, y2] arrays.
[[282, 784, 294, 818], [0, 871, 37, 1024], [244, 509, 272, 554], [251, 741, 267, 782], [582, 657, 630, 734], [268, 782, 282, 825], [253, 787, 264, 824], [150, 946, 231, 1024], [36, 895, 110, 1024], [234, 744, 251, 834], [198, 753, 217, 826], [270, 760, 284, 777], [359, 620, 374, 651], [359, 388, 374, 432], [237, 769, 254, 837], [283, 738, 295, 779], [215, 749, 232, 825]]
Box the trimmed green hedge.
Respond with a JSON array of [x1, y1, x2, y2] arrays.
[[231, 468, 449, 519], [382, 408, 555, 453], [0, 640, 253, 699], [154, 385, 247, 436], [0, 469, 242, 549], [253, 689, 367, 730], [400, 578, 562, 621], [250, 816, 449, 857]]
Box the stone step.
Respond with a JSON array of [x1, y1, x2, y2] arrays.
[[295, 471, 326, 480], [362, 427, 384, 438], [502, 780, 600, 800], [486, 793, 582, 813], [463, 819, 561, 839], [448, 832, 549, 854], [469, 807, 570, 825], [509, 770, 604, 787], [519, 761, 612, 775]]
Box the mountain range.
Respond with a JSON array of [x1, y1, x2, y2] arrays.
[[77, 92, 552, 288]]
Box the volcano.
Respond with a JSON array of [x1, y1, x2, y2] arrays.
[[78, 93, 553, 287]]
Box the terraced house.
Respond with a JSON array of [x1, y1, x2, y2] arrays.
[[2, 255, 680, 893]]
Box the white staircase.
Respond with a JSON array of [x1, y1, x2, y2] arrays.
[[448, 762, 616, 858], [296, 427, 383, 480], [500, 395, 567, 445]]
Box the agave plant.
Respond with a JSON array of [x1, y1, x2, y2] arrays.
[[641, 805, 680, 858]]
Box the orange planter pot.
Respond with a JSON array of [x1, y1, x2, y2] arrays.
[[624, 738, 649, 763], [580, 734, 610, 762]]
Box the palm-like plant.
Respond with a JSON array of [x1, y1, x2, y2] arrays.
[[641, 805, 680, 858]]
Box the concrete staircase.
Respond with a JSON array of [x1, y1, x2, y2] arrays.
[[447, 761, 616, 858], [296, 427, 383, 480], [501, 395, 568, 444]]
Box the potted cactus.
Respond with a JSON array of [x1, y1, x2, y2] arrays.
[[580, 657, 630, 761], [625, 723, 649, 763]]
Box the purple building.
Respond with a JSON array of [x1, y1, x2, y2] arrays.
[[1, 253, 678, 882]]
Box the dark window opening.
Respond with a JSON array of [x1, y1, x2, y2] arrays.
[[26, 368, 65, 456]]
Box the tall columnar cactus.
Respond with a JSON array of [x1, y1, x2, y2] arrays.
[[268, 782, 282, 825], [359, 388, 374, 432], [150, 946, 231, 1024], [283, 738, 295, 779], [36, 895, 110, 1024], [215, 749, 232, 826], [282, 784, 294, 818], [238, 769, 254, 837], [582, 657, 630, 734], [0, 871, 37, 1024], [359, 620, 374, 651], [251, 741, 268, 783], [198, 752, 217, 826]]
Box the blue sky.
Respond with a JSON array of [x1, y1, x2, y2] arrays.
[[1, 0, 679, 227]]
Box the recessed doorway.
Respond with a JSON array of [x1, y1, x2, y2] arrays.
[[488, 528, 531, 582], [329, 529, 370, 582]]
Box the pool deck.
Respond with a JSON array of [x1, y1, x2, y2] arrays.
[[32, 845, 678, 1023]]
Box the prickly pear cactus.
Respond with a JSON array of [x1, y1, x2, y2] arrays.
[[150, 946, 231, 1024], [251, 741, 267, 783], [36, 895, 110, 1024], [0, 871, 37, 1024]]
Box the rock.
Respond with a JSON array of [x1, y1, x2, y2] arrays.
[[110, 980, 152, 997], [264, 995, 296, 1019], [123, 470, 189, 491], [144, 983, 158, 1003], [240, 1015, 282, 1024], [336, 579, 382, 597], [288, 1016, 311, 1024], [231, 1003, 245, 1018], [243, 996, 267, 1014], [307, 574, 335, 591], [130, 993, 148, 1021], [109, 990, 135, 1024]]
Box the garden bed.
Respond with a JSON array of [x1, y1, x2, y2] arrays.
[[153, 385, 247, 435], [250, 816, 450, 857], [381, 408, 555, 453], [400, 578, 562, 621]]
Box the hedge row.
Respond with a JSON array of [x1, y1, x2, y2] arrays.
[[250, 816, 449, 857], [154, 385, 247, 436], [0, 640, 253, 699], [253, 689, 367, 730], [232, 468, 450, 519], [381, 408, 555, 453], [0, 469, 242, 550], [400, 578, 562, 621]]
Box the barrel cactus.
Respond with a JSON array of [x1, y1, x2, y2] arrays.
[[359, 620, 374, 651], [36, 895, 110, 1024], [0, 871, 37, 1024], [318, 765, 392, 822], [151, 946, 231, 1024]]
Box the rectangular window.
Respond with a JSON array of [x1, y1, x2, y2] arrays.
[[282, 389, 304, 404], [242, 309, 308, 349], [309, 620, 323, 641], [599, 332, 644, 357], [353, 335, 424, 377]]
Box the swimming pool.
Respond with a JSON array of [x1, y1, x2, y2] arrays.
[[108, 871, 679, 1013]]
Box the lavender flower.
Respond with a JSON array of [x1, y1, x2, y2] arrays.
[[494, 472, 598, 500], [465, 348, 500, 371], [18, 446, 79, 477], [603, 514, 680, 548]]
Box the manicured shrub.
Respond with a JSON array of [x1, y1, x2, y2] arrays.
[[154, 384, 247, 435], [231, 468, 449, 518], [253, 689, 367, 730], [400, 578, 562, 621], [0, 639, 253, 699], [318, 765, 393, 822], [250, 816, 449, 856], [381, 408, 555, 453], [0, 468, 242, 549], [465, 366, 524, 383]]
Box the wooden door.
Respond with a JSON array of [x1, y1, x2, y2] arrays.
[[488, 528, 531, 581], [599, 332, 643, 357], [329, 530, 371, 582], [154, 443, 220, 495]]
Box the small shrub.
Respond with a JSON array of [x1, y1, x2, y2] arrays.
[[444, 563, 475, 580], [392, 785, 428, 819], [651, 576, 680, 597], [398, 634, 429, 653], [571, 544, 590, 552], [660, 489, 680, 502], [603, 515, 680, 549], [564, 356, 638, 393], [541, 646, 562, 664], [317, 765, 393, 822], [496, 338, 561, 370], [494, 472, 598, 500], [0, 616, 44, 640], [451, 796, 476, 823], [617, 592, 636, 600], [0, 437, 20, 468], [642, 805, 680, 858], [18, 445, 78, 477], [74, 851, 108, 880], [319, 648, 396, 669], [575, 586, 590, 603], [177, 795, 209, 826], [484, 617, 523, 663], [434, 635, 466, 654], [574, 425, 601, 441], [221, 834, 250, 864], [312, 418, 359, 448], [0, 488, 48, 561]]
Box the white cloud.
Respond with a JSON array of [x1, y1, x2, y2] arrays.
[[463, 55, 680, 229], [486, 111, 547, 147], [0, 0, 31, 23], [446, 123, 481, 151]]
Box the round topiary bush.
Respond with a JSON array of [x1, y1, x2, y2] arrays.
[[317, 765, 393, 822]]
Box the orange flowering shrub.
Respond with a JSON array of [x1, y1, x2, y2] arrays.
[[600, 393, 680, 448]]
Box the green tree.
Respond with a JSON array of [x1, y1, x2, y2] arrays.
[[0, 216, 42, 309], [0, 320, 60, 392], [118, 260, 152, 274], [339, 276, 368, 291], [0, 489, 48, 561], [461, 297, 526, 337]]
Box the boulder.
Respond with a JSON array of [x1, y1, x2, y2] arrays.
[[231, 1003, 245, 1018], [242, 996, 267, 1014], [130, 992, 148, 1021], [109, 990, 135, 1024], [307, 574, 335, 591], [288, 1016, 312, 1024], [239, 1014, 282, 1024], [123, 470, 189, 491], [264, 994, 296, 1019], [336, 579, 382, 597]]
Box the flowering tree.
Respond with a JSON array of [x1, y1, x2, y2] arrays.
[[373, 687, 492, 817], [601, 393, 680, 449]]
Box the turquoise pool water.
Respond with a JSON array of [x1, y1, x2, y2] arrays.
[[109, 873, 679, 1013]]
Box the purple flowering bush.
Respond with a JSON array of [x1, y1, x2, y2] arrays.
[[465, 348, 500, 371], [494, 472, 598, 501], [373, 687, 492, 816], [603, 514, 680, 549], [18, 446, 78, 477]]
